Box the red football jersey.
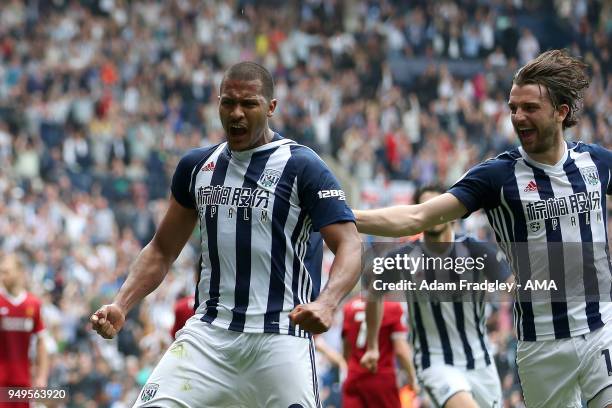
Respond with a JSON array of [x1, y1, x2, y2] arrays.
[[342, 296, 407, 378], [0, 290, 44, 386], [171, 295, 195, 339]]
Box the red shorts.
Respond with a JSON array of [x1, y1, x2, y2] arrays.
[[342, 372, 401, 408]]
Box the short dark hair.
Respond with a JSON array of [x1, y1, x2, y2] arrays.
[[413, 184, 446, 205], [513, 49, 590, 129], [221, 61, 274, 101]]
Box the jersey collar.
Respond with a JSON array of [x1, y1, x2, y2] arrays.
[[518, 141, 569, 171], [0, 287, 27, 306], [226, 133, 292, 161]]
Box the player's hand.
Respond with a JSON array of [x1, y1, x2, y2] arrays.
[[359, 348, 380, 373], [90, 303, 126, 339], [288, 301, 334, 334]]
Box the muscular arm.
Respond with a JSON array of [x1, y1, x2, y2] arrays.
[[316, 222, 362, 311], [289, 222, 362, 333], [91, 196, 197, 338], [115, 197, 198, 313], [354, 193, 467, 237]]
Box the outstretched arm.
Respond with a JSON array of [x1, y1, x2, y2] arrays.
[[289, 221, 362, 334], [354, 193, 467, 237], [91, 196, 198, 339]]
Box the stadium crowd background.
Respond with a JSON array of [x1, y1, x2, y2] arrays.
[[0, 0, 609, 406]]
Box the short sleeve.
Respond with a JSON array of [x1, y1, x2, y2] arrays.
[[581, 143, 612, 195], [295, 147, 355, 231], [447, 158, 510, 217], [33, 297, 44, 333], [171, 146, 218, 209]]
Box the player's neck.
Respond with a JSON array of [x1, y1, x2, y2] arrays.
[[525, 134, 566, 166], [1, 285, 24, 298]]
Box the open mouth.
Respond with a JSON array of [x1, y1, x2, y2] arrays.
[[229, 124, 248, 137], [518, 128, 537, 140]]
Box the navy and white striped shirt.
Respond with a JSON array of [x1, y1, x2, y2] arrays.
[[391, 235, 510, 370], [449, 141, 612, 341], [171, 134, 354, 338]]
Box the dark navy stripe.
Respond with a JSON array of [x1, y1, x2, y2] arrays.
[[453, 302, 475, 369], [532, 166, 570, 338], [471, 266, 491, 366], [304, 232, 323, 299], [564, 157, 603, 330], [504, 174, 536, 340], [431, 302, 453, 365], [289, 210, 308, 336], [264, 155, 297, 333], [412, 302, 430, 369], [193, 255, 202, 311], [474, 299, 491, 365], [201, 152, 231, 324], [229, 147, 279, 332], [424, 260, 453, 364]]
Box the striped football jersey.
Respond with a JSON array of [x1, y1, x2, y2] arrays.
[[171, 134, 354, 338], [449, 142, 612, 341]]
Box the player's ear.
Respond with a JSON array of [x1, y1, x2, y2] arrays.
[[556, 104, 569, 124], [267, 99, 277, 117]]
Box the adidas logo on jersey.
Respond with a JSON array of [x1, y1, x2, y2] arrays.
[[202, 162, 216, 172], [524, 180, 538, 192]]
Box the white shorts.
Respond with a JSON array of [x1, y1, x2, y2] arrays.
[[418, 362, 502, 407], [517, 324, 612, 408], [133, 316, 321, 407]]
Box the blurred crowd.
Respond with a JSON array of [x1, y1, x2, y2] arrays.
[[0, 0, 609, 406]]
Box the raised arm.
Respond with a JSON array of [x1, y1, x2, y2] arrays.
[[354, 193, 467, 237], [91, 196, 198, 339], [289, 221, 362, 334]]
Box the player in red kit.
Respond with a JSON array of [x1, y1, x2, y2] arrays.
[[170, 294, 195, 339], [0, 253, 48, 408], [341, 295, 418, 408]]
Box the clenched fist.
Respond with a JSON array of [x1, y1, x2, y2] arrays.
[[288, 301, 334, 334], [90, 303, 126, 339]]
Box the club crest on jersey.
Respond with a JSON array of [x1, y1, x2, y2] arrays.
[[140, 383, 159, 402], [258, 169, 281, 188], [529, 221, 541, 233], [580, 166, 599, 186]]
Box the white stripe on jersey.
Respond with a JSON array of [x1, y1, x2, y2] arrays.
[[515, 159, 556, 341], [242, 144, 293, 331]]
